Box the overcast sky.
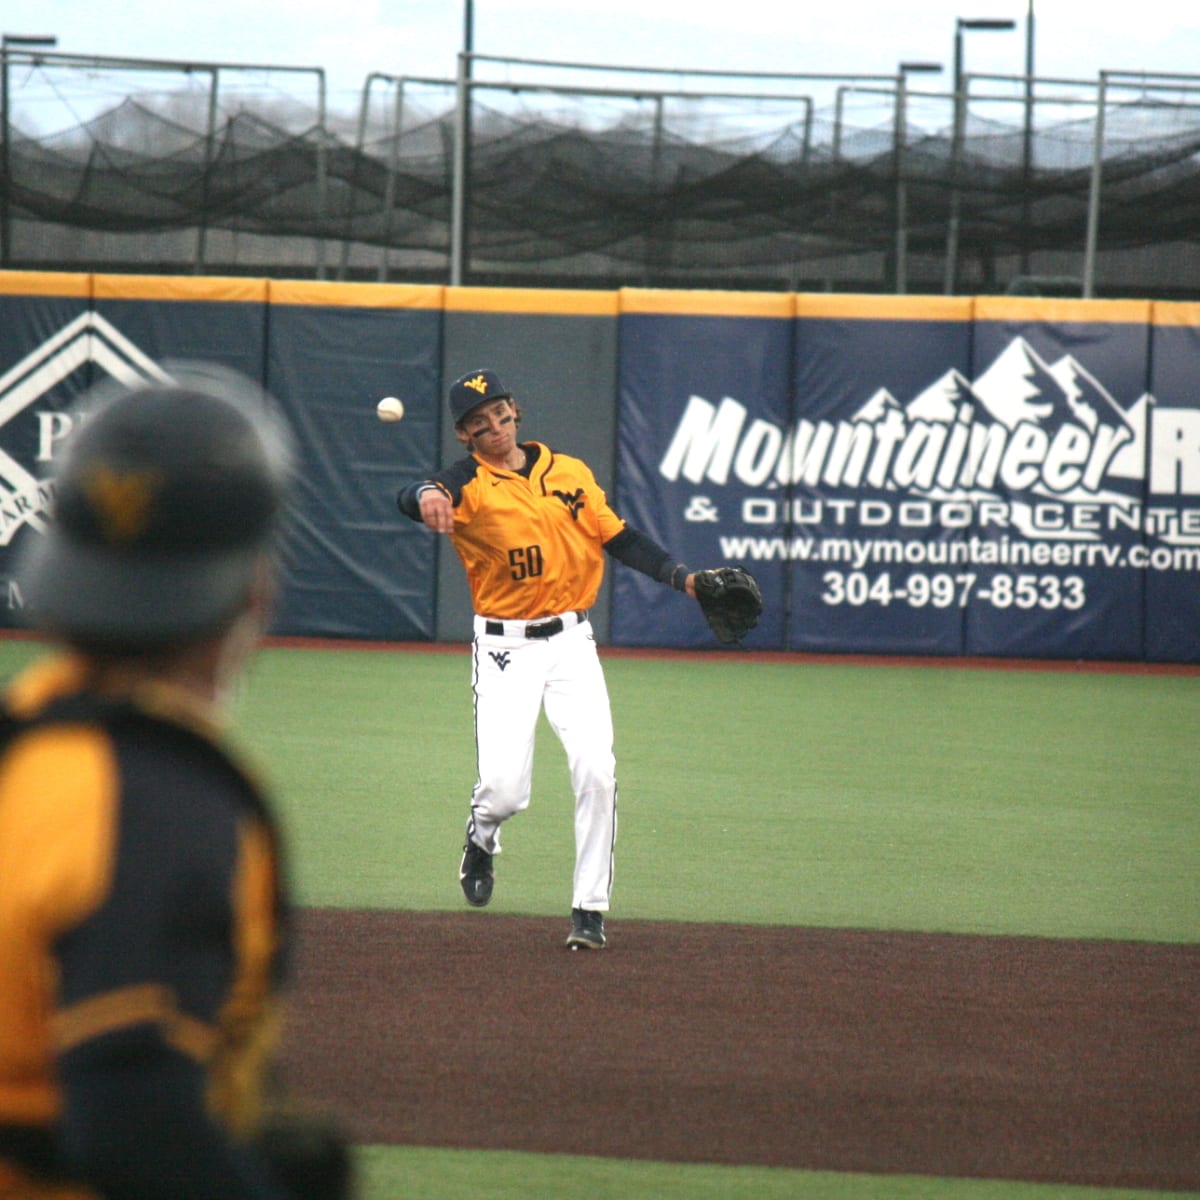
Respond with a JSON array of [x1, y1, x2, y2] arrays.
[[7, 0, 1200, 120]]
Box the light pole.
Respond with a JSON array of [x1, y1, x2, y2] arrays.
[[942, 17, 1016, 294], [1020, 0, 1036, 276], [895, 61, 942, 293], [1, 33, 57, 267], [451, 0, 475, 286]]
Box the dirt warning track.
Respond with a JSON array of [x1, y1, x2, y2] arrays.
[[279, 909, 1199, 1191]]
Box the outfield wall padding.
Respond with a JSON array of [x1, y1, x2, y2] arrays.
[[0, 272, 1195, 662]]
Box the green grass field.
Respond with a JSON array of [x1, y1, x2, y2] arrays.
[[3, 637, 1197, 1199], [228, 643, 1199, 944]]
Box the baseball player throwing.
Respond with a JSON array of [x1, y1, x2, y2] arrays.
[[396, 369, 702, 950]]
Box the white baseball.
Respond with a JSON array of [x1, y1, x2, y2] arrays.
[[376, 396, 405, 422]]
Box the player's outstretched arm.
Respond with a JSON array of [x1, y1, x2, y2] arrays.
[[602, 525, 690, 592]]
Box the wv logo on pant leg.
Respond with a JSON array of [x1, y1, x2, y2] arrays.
[[488, 650, 511, 671]]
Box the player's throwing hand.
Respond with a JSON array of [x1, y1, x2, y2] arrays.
[[417, 484, 455, 534]]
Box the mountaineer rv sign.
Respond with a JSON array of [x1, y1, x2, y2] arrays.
[[661, 335, 1200, 547]]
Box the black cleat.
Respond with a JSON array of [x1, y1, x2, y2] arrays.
[[459, 839, 494, 907], [565, 907, 606, 950]]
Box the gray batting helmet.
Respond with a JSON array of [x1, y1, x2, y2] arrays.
[[17, 363, 294, 649]]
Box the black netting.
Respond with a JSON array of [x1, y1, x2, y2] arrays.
[[5, 61, 1200, 297]]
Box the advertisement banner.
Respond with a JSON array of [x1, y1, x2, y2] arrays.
[[1, 274, 1195, 660], [963, 299, 1153, 660], [266, 282, 443, 641], [0, 274, 445, 644], [0, 274, 102, 630], [787, 295, 975, 655], [613, 291, 793, 648], [1144, 303, 1200, 664]]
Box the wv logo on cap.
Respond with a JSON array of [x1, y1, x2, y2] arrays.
[[83, 466, 163, 544], [465, 374, 490, 395]]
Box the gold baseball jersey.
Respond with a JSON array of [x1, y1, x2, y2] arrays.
[[0, 654, 287, 1197], [434, 442, 626, 618]]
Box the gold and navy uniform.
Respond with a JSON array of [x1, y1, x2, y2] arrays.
[[398, 431, 688, 923], [0, 654, 291, 1200], [398, 441, 676, 618]]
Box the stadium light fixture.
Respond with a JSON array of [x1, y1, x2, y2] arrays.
[[953, 18, 1017, 103], [2, 33, 58, 267]]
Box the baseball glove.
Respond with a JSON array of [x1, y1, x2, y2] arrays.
[[693, 566, 763, 645]]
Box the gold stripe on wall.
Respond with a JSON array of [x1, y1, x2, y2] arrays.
[[1151, 301, 1200, 328], [619, 288, 793, 318], [0, 270, 91, 298], [446, 286, 619, 315], [0, 271, 1175, 327], [92, 274, 270, 303], [795, 293, 972, 321], [267, 279, 444, 309], [975, 295, 1151, 325]]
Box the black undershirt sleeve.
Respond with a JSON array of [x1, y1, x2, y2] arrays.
[[603, 526, 690, 591], [396, 457, 480, 520]]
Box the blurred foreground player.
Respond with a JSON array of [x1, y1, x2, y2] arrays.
[[0, 368, 353, 1200]]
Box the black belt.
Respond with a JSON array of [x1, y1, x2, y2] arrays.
[[485, 611, 586, 639]]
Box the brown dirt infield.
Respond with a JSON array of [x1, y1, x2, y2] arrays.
[[279, 909, 1199, 1191]]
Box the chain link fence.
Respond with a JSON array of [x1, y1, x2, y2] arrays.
[[3, 50, 1198, 297]]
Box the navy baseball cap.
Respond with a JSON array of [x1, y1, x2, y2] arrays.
[[448, 369, 512, 426], [17, 363, 294, 649]]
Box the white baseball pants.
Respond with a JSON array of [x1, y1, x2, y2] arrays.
[[468, 614, 617, 911]]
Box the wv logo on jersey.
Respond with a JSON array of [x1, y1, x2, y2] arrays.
[[488, 650, 511, 671], [553, 488, 586, 520]]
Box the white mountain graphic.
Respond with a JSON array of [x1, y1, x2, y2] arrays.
[[851, 340, 1137, 473], [854, 387, 901, 421], [1046, 353, 1134, 435], [906, 368, 979, 423], [1107, 394, 1149, 480], [973, 337, 1081, 430], [848, 335, 1142, 496]]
